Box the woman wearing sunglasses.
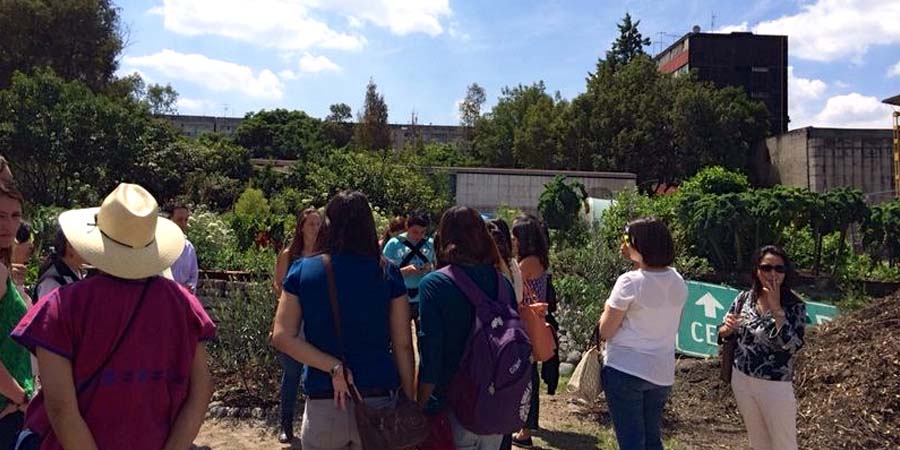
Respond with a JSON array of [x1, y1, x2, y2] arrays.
[[719, 245, 806, 450], [599, 218, 687, 450]]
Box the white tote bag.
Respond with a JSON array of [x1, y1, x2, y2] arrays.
[[566, 345, 603, 402]]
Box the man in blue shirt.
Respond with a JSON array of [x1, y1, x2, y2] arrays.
[[382, 211, 434, 324]]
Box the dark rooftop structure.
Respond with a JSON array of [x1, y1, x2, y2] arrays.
[[655, 29, 788, 135]]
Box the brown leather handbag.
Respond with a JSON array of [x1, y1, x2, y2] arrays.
[[718, 291, 749, 383], [322, 254, 428, 450]]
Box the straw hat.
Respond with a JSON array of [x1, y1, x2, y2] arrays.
[[59, 183, 185, 280]]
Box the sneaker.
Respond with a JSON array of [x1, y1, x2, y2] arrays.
[[511, 435, 533, 448]]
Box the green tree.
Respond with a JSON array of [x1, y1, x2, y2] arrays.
[[606, 13, 651, 70], [322, 103, 354, 148], [144, 83, 179, 115], [459, 82, 486, 128], [0, 69, 185, 206], [473, 81, 566, 168], [538, 176, 588, 232], [234, 109, 329, 160], [0, 0, 124, 91], [354, 78, 391, 151], [326, 103, 352, 122]]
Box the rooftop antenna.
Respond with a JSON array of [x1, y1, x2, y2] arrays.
[[710, 13, 717, 31]]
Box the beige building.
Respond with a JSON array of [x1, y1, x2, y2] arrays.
[[163, 114, 465, 149], [757, 127, 895, 203], [447, 167, 636, 213]]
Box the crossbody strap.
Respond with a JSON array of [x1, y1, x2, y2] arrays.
[[76, 277, 154, 394], [399, 239, 428, 267], [321, 254, 362, 404]]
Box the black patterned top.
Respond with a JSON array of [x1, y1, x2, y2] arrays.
[[727, 290, 806, 382]]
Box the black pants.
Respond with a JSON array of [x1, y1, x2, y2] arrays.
[[0, 412, 24, 450]]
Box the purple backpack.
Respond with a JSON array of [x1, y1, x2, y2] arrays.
[[439, 265, 534, 435]]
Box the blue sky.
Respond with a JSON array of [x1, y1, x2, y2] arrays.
[[117, 0, 900, 129]]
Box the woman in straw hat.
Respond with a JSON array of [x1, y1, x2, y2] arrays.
[[0, 182, 33, 449], [11, 183, 216, 450]]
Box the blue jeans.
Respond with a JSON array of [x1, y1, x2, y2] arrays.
[[279, 352, 304, 424], [601, 366, 672, 450]]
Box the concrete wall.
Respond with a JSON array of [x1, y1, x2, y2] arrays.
[[452, 168, 636, 213], [759, 127, 895, 203]]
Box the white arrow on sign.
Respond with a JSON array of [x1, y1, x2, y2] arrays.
[[695, 293, 724, 319]]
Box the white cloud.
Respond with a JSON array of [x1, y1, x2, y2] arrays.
[[447, 20, 471, 41], [322, 0, 452, 36], [789, 67, 827, 103], [279, 70, 299, 80], [713, 22, 749, 33], [298, 53, 341, 73], [122, 49, 284, 100], [176, 97, 219, 114], [151, 0, 366, 51], [150, 0, 452, 52], [751, 0, 900, 62], [888, 61, 900, 78], [786, 67, 827, 129], [811, 93, 895, 128]]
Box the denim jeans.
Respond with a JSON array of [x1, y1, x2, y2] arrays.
[[449, 413, 503, 450], [279, 352, 304, 424], [601, 366, 672, 450]]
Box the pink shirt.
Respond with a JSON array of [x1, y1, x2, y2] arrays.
[[11, 274, 216, 450]]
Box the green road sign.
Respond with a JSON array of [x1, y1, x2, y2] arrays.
[[676, 281, 840, 358]]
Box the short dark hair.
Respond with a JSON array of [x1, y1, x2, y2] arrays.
[[16, 222, 32, 244], [487, 218, 512, 262], [317, 191, 379, 258], [435, 206, 501, 268], [406, 210, 430, 229], [512, 214, 549, 269], [625, 218, 675, 268], [750, 245, 799, 298]]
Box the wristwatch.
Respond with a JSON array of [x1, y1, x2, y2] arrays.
[[330, 362, 343, 378]]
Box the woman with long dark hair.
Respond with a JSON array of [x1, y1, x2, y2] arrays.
[[272, 207, 321, 442], [417, 206, 526, 450], [0, 182, 32, 448], [272, 191, 415, 449], [719, 246, 805, 450], [509, 214, 552, 447]]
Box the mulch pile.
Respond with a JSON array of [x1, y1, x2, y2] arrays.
[[659, 294, 900, 449], [793, 294, 900, 449]]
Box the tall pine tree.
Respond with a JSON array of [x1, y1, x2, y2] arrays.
[[354, 78, 391, 151], [606, 13, 651, 71]]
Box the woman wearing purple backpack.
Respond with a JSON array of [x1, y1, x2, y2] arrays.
[[417, 206, 532, 450]]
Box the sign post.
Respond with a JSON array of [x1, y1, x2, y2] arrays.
[[676, 281, 840, 358]]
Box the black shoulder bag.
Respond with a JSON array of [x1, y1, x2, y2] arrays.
[[718, 290, 750, 384]]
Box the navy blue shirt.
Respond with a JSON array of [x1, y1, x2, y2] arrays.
[[283, 254, 407, 395], [417, 264, 516, 413]]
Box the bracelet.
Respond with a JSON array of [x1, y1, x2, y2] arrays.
[[330, 363, 343, 378]]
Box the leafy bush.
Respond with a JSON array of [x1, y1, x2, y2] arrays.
[[206, 281, 279, 405], [552, 231, 631, 348], [678, 166, 749, 195], [538, 175, 587, 232], [186, 208, 240, 271]]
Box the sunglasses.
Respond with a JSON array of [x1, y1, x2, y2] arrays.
[[758, 264, 787, 273]]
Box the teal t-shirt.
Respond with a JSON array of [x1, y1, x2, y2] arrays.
[[382, 233, 435, 301], [0, 278, 34, 410], [416, 264, 516, 413]]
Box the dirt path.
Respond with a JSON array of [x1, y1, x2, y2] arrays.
[[194, 393, 698, 450]]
